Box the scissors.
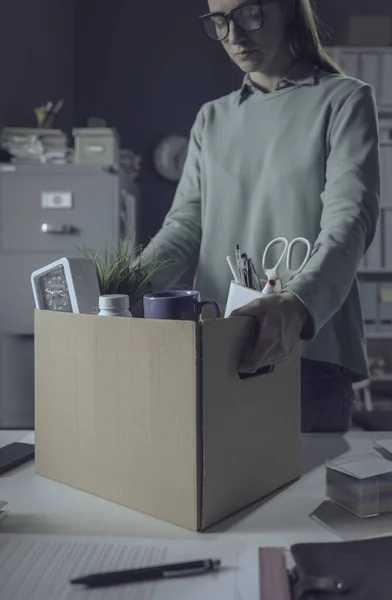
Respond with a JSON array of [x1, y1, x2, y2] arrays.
[[262, 237, 312, 291]]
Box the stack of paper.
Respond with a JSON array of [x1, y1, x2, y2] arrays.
[[326, 453, 392, 518], [0, 534, 260, 600], [1, 127, 70, 164]]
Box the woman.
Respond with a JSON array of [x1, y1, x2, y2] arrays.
[[140, 0, 380, 432]]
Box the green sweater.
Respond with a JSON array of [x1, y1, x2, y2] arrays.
[[141, 62, 380, 381]]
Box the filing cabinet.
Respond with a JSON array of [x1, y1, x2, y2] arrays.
[[0, 163, 139, 428]]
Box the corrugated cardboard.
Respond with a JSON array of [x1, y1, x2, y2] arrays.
[[347, 16, 392, 47], [35, 310, 301, 531]]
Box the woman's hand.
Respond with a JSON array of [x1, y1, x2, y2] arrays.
[[230, 292, 310, 374]]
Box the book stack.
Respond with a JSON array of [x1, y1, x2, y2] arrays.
[[1, 127, 70, 165]]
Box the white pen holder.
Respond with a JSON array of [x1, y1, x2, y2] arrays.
[[224, 281, 264, 318]]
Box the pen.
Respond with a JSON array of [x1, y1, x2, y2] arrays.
[[249, 258, 263, 291], [70, 558, 221, 588], [246, 258, 253, 289], [235, 244, 242, 284], [226, 255, 241, 284], [235, 244, 241, 271], [240, 253, 247, 287]]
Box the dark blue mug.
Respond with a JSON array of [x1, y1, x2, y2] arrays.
[[143, 290, 221, 322]]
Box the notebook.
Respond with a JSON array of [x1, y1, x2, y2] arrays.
[[288, 535, 392, 599]]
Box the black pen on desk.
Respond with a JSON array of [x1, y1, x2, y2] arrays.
[[70, 558, 221, 588]]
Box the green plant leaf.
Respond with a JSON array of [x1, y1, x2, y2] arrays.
[[76, 238, 174, 310]]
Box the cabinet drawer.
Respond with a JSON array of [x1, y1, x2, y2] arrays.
[[0, 252, 68, 334], [0, 168, 120, 253]]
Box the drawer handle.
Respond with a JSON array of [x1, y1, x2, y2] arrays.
[[41, 223, 79, 234]]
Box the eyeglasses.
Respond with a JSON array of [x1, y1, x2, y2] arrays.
[[199, 0, 264, 42]]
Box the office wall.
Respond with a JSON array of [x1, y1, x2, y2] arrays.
[[0, 0, 75, 134], [0, 0, 390, 241], [316, 0, 392, 45], [74, 0, 392, 244], [74, 0, 241, 243]]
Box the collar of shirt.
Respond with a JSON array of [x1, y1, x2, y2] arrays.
[[235, 61, 320, 104]]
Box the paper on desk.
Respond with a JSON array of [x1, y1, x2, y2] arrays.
[[0, 534, 260, 600]]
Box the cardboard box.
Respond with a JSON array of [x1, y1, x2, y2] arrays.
[[347, 16, 392, 47], [34, 310, 301, 531]]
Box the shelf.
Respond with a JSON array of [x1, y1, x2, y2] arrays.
[[366, 332, 392, 339], [357, 269, 392, 281], [371, 374, 392, 383]]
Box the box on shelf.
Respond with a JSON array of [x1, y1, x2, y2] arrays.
[[326, 454, 392, 518], [346, 16, 392, 47], [73, 128, 120, 166], [34, 310, 301, 531]]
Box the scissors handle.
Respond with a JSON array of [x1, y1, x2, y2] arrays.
[[286, 237, 312, 274], [262, 237, 288, 273]]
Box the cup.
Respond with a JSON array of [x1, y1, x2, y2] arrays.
[[143, 290, 221, 322], [224, 281, 263, 318]]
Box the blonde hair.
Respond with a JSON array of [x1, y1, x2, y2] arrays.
[[286, 0, 343, 75]]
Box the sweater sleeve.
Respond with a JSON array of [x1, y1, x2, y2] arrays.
[[283, 83, 380, 340], [138, 107, 204, 288]]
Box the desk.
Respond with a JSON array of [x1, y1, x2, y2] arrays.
[[2, 431, 392, 548]]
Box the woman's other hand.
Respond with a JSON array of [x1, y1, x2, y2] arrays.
[[231, 292, 309, 374]]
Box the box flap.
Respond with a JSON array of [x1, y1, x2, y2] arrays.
[[200, 317, 301, 530], [35, 311, 200, 530]]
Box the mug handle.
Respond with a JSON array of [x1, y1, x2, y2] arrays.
[[199, 299, 222, 318]]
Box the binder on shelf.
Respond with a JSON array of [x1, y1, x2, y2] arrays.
[[379, 283, 392, 324], [380, 145, 392, 208], [365, 218, 382, 268], [384, 210, 392, 269], [380, 53, 392, 107], [361, 53, 380, 95], [359, 281, 379, 327], [359, 253, 368, 270], [341, 51, 360, 79]]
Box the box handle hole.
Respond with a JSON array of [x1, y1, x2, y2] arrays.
[[239, 365, 275, 380]]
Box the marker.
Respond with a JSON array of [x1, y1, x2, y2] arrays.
[[235, 245, 242, 282], [246, 258, 253, 290], [226, 255, 241, 284], [241, 253, 248, 287]]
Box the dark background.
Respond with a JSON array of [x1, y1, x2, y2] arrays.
[[0, 0, 391, 243]]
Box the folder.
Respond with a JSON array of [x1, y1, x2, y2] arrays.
[[288, 535, 392, 599]]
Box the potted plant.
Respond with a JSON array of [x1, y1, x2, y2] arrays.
[[78, 238, 172, 317]]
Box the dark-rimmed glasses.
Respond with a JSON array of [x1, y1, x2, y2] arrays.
[[199, 0, 264, 41]]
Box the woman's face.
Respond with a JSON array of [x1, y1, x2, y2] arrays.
[[206, 0, 290, 73]]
